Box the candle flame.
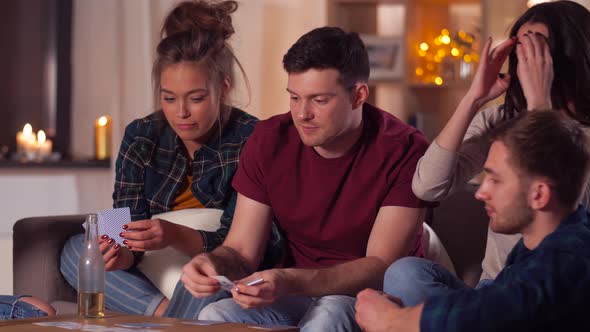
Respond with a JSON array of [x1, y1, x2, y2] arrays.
[[98, 116, 108, 127], [38, 130, 46, 144], [23, 123, 32, 136]]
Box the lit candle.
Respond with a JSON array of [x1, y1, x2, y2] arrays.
[[95, 116, 112, 160], [37, 130, 52, 159], [16, 123, 36, 155]]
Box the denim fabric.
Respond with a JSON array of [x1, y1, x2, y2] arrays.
[[60, 234, 165, 315], [198, 294, 361, 332], [163, 280, 232, 319], [0, 295, 48, 320], [383, 257, 471, 306]]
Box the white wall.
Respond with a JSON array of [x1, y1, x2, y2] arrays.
[[233, 0, 328, 119]]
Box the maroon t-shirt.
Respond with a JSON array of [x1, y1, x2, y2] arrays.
[[233, 103, 429, 268]]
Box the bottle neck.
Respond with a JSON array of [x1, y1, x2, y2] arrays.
[[85, 214, 99, 243]]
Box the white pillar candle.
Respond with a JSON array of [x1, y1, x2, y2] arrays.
[[37, 130, 52, 159], [16, 124, 37, 157]]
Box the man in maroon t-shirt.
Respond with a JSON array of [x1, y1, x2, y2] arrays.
[[179, 27, 430, 331]]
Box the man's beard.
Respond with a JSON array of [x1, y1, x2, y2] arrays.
[[491, 190, 534, 234]]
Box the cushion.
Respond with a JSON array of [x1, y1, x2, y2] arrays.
[[422, 222, 456, 275], [136, 209, 223, 299]]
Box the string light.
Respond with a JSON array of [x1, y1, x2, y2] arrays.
[[527, 0, 553, 8], [414, 27, 478, 85]]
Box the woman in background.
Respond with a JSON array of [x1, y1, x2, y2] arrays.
[[411, 0, 590, 281], [60, 0, 281, 317]]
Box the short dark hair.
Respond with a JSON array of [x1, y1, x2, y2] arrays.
[[504, 1, 590, 125], [492, 111, 590, 208], [282, 26, 370, 88]]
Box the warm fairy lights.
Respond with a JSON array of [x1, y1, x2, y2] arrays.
[[414, 28, 479, 86]]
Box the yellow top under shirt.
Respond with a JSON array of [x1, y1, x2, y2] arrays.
[[172, 175, 204, 210]]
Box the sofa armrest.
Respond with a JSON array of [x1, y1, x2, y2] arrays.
[[431, 186, 488, 287], [13, 215, 85, 304]]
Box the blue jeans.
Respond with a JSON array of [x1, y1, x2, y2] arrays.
[[0, 295, 48, 320], [163, 280, 231, 319], [60, 233, 165, 315], [198, 294, 361, 332], [383, 257, 493, 306]]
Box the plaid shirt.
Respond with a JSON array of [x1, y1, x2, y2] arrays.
[[421, 206, 590, 332], [113, 108, 283, 264]]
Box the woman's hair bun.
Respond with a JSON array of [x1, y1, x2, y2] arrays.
[[161, 0, 238, 40]]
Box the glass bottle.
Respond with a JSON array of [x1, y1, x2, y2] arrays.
[[78, 213, 105, 317]]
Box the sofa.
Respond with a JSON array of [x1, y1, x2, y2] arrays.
[[13, 214, 84, 313], [12, 185, 488, 312]]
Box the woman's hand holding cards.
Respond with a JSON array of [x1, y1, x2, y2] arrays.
[[120, 218, 177, 251], [98, 235, 134, 271]]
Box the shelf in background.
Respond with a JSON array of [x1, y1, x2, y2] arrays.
[[0, 158, 111, 169], [407, 81, 472, 89]]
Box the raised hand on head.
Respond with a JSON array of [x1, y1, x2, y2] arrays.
[[516, 31, 553, 111], [466, 36, 517, 108]]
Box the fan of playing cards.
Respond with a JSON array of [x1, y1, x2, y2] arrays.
[[83, 207, 131, 246]]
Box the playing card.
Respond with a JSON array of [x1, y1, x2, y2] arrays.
[[97, 207, 131, 246], [211, 275, 236, 291], [34, 321, 82, 329], [248, 324, 299, 331], [182, 320, 225, 326], [116, 322, 172, 328]]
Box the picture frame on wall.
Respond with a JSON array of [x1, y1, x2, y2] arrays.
[[361, 34, 405, 81]]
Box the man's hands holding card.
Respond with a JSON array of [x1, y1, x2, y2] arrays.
[[181, 254, 224, 298], [231, 269, 289, 309], [181, 255, 288, 308]]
